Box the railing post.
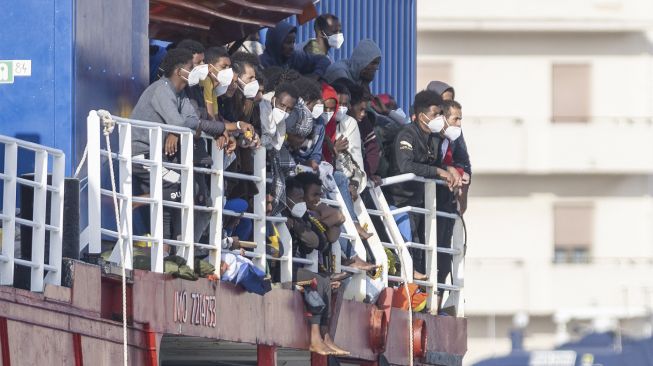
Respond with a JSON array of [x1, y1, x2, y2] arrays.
[[332, 186, 365, 301], [149, 127, 164, 273], [45, 153, 65, 286], [276, 219, 293, 283], [178, 132, 194, 269], [444, 217, 465, 316], [371, 186, 413, 283], [252, 147, 267, 270], [424, 181, 439, 313], [209, 142, 224, 273], [118, 123, 134, 270], [29, 150, 48, 291], [0, 142, 17, 286], [355, 197, 388, 287], [86, 111, 102, 254]]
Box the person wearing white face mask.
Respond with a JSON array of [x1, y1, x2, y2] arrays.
[[229, 57, 260, 123], [284, 77, 326, 171], [258, 82, 298, 151], [436, 100, 467, 189], [200, 46, 233, 120], [433, 99, 470, 313], [302, 14, 344, 61], [387, 90, 458, 284]]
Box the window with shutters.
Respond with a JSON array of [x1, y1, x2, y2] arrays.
[[551, 63, 591, 123], [553, 202, 593, 264]]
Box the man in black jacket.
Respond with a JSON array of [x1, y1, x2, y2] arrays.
[[388, 90, 457, 275]]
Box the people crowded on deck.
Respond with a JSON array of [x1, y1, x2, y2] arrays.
[[132, 14, 470, 318]]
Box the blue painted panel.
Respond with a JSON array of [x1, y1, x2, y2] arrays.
[[0, 0, 74, 172], [73, 0, 149, 167], [290, 0, 416, 112]]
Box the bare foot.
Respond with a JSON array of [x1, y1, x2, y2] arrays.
[[323, 334, 350, 356], [310, 340, 335, 356], [349, 256, 376, 271], [355, 222, 374, 240], [414, 271, 428, 281]]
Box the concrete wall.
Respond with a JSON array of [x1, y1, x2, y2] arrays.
[[416, 1, 653, 364], [417, 32, 653, 174]]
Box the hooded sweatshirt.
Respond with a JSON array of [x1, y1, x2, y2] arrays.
[[323, 39, 382, 84], [260, 22, 331, 77], [426, 80, 455, 99]]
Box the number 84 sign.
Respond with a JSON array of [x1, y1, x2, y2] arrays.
[[0, 60, 31, 84]]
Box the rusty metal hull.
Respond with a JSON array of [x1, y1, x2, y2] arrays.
[[0, 260, 466, 365]]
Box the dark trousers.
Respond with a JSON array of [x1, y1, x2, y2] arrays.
[[436, 186, 457, 294], [132, 162, 181, 240], [296, 268, 331, 327]]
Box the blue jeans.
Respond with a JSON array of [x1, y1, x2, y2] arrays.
[[391, 205, 412, 242]]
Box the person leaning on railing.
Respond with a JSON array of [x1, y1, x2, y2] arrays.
[[129, 48, 254, 242], [386, 89, 460, 275]]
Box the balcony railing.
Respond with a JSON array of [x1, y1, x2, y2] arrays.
[[0, 136, 66, 291]]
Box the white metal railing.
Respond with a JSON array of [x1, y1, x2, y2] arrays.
[[0, 135, 65, 291], [365, 173, 466, 315], [82, 110, 465, 315]]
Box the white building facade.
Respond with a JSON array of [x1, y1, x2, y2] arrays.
[[416, 0, 653, 364]]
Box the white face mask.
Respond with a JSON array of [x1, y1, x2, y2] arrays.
[[322, 111, 335, 122], [217, 67, 234, 86], [289, 200, 307, 218], [444, 125, 462, 141], [421, 113, 445, 134], [240, 78, 259, 99], [335, 106, 348, 121], [187, 64, 209, 86], [326, 32, 345, 49], [271, 100, 289, 124], [214, 83, 229, 97], [311, 103, 324, 119], [180, 68, 194, 86]]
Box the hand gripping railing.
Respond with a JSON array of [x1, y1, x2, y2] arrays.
[[366, 173, 466, 315], [0, 135, 66, 291]]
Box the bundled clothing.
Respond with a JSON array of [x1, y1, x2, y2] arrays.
[[335, 114, 366, 192], [323, 39, 381, 84], [220, 253, 271, 295], [260, 22, 331, 77]]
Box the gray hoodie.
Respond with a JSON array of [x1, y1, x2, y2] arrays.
[[426, 80, 455, 99], [323, 39, 382, 84]]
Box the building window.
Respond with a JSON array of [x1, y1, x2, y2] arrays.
[[553, 203, 593, 264], [416, 60, 452, 92], [551, 63, 591, 123]]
